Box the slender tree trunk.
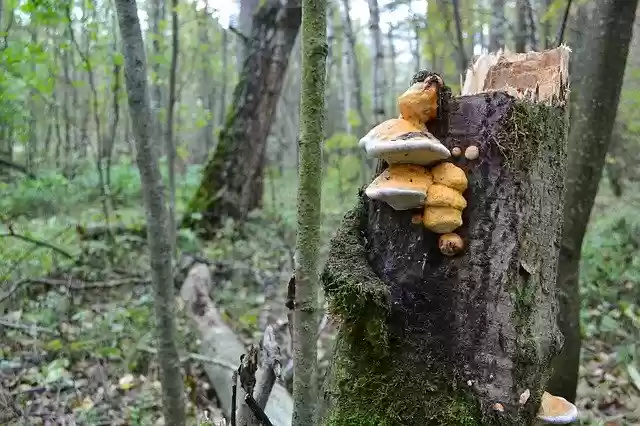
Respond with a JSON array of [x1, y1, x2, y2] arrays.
[[150, 0, 165, 155], [489, 0, 505, 51], [339, 0, 367, 134], [166, 0, 179, 260], [218, 28, 229, 129], [515, 0, 527, 52], [319, 47, 570, 426], [451, 0, 468, 74], [367, 0, 386, 123], [114, 1, 186, 424], [183, 0, 302, 235], [198, 1, 215, 154], [387, 27, 397, 116], [291, 1, 327, 424], [547, 0, 638, 402]]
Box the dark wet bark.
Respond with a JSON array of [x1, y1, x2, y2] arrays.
[[320, 91, 569, 425], [183, 0, 301, 235], [547, 0, 638, 402]]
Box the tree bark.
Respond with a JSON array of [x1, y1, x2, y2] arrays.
[[319, 47, 570, 425], [546, 0, 638, 402], [291, 0, 327, 423], [489, 0, 505, 52], [183, 0, 301, 235], [114, 1, 186, 424], [367, 0, 386, 124]]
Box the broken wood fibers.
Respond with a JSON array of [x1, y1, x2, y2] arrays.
[[319, 46, 571, 426]]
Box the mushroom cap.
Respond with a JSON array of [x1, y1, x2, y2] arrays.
[[426, 184, 467, 210], [431, 161, 468, 192], [397, 78, 441, 124], [423, 206, 463, 233], [438, 233, 464, 256], [365, 164, 433, 210], [536, 392, 578, 424], [359, 119, 451, 166]]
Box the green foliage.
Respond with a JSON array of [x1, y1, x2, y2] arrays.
[[579, 198, 640, 352]]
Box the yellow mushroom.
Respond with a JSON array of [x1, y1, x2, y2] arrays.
[[365, 164, 433, 210], [422, 162, 469, 234], [359, 76, 451, 166], [438, 233, 464, 256]]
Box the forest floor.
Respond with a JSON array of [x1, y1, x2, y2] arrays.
[[1, 170, 639, 425]]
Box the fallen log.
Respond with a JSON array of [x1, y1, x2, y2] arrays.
[[180, 262, 293, 425], [319, 47, 572, 425]]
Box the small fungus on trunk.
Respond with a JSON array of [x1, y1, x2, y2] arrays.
[[536, 392, 579, 424]]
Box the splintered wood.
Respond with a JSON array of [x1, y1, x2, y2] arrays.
[[461, 45, 571, 106]]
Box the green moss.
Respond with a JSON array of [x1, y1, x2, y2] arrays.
[[321, 195, 484, 426], [323, 335, 483, 426], [321, 194, 390, 355], [494, 100, 566, 173]]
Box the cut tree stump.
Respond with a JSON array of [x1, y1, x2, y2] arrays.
[[319, 47, 571, 426]]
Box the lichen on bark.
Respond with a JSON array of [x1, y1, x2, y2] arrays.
[[320, 91, 568, 426]]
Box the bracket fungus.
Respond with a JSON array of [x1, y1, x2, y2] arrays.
[[536, 392, 579, 424], [423, 162, 468, 233], [365, 164, 433, 210], [359, 74, 451, 166]]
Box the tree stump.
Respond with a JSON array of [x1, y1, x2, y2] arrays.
[[320, 47, 571, 426]]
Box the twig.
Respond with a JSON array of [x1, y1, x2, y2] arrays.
[[231, 370, 238, 426], [556, 0, 573, 46], [137, 345, 238, 371], [0, 319, 55, 334], [0, 229, 76, 261], [228, 25, 249, 45], [244, 394, 274, 426]]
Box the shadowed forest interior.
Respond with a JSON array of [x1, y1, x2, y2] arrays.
[[1, 0, 639, 425]]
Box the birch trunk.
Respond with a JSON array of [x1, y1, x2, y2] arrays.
[[367, 0, 386, 123]]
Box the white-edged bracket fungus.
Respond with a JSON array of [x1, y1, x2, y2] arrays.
[[365, 164, 433, 210], [536, 392, 579, 424], [422, 162, 468, 233], [359, 75, 451, 166]]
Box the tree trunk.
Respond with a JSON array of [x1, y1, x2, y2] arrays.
[[515, 0, 527, 52], [183, 0, 301, 234], [489, 0, 505, 52], [114, 0, 186, 424], [367, 0, 386, 124], [546, 0, 638, 402], [319, 47, 570, 425], [291, 0, 327, 423]]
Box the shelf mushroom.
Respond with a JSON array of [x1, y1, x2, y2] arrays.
[[359, 74, 451, 166], [536, 391, 579, 424], [365, 164, 434, 210]]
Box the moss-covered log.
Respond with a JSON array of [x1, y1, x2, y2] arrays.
[[320, 48, 571, 426], [182, 0, 301, 235]]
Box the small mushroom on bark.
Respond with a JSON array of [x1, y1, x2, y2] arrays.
[[365, 164, 433, 210], [465, 145, 480, 160], [536, 392, 579, 424], [438, 233, 464, 256], [359, 76, 451, 166], [422, 162, 469, 233]]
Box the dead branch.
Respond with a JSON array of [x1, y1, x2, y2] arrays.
[[0, 229, 76, 261], [180, 262, 293, 425], [0, 157, 36, 179], [0, 276, 150, 304]]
